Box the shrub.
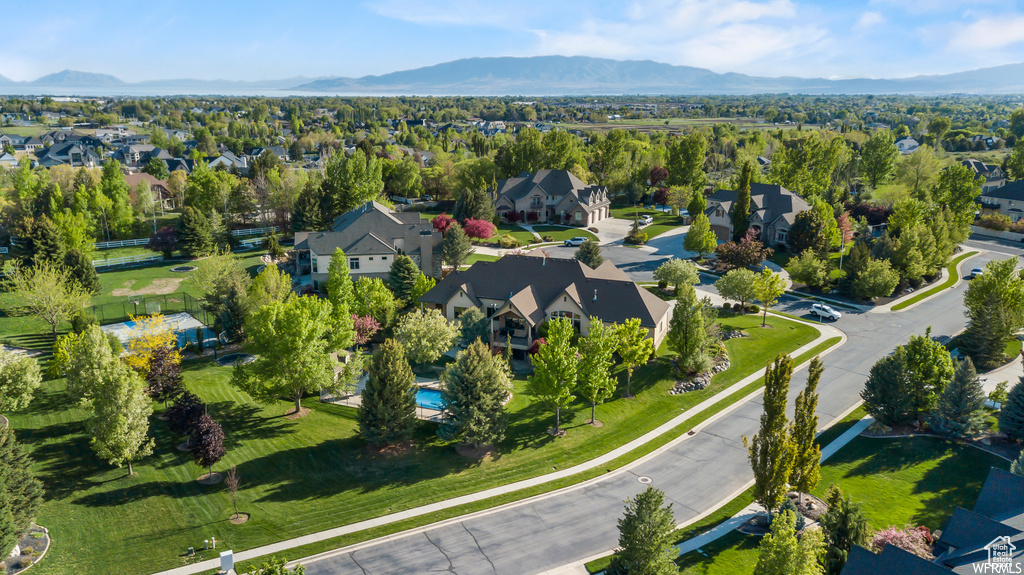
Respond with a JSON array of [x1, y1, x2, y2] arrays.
[[19, 557, 33, 568], [870, 525, 934, 559], [542, 235, 554, 242], [722, 302, 732, 310], [498, 235, 520, 249], [978, 213, 1011, 231], [749, 304, 760, 313], [588, 227, 599, 233], [657, 279, 668, 289]]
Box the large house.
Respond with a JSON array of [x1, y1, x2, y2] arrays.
[[113, 144, 173, 167], [35, 142, 100, 168], [294, 201, 442, 290], [841, 467, 1024, 574], [704, 183, 810, 248], [493, 169, 611, 226], [125, 173, 176, 211], [419, 254, 672, 359], [978, 181, 1024, 222], [962, 159, 1006, 194], [895, 136, 921, 154]]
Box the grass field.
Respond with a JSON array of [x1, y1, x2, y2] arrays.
[[611, 206, 686, 240], [675, 435, 1008, 574], [11, 311, 817, 574], [532, 225, 599, 242]]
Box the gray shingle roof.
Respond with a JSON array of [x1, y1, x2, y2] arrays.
[[841, 545, 949, 575], [706, 183, 810, 227], [419, 254, 669, 328], [494, 169, 607, 206], [294, 200, 440, 258], [982, 181, 1024, 203]]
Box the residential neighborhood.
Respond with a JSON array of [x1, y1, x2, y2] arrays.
[[2, 4, 1024, 575]]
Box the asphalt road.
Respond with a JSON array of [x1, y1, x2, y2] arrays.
[[299, 243, 1018, 575]]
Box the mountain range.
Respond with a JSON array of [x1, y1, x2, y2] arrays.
[[2, 57, 1024, 96]]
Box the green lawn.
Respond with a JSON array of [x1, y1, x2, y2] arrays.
[[464, 253, 500, 265], [479, 224, 537, 246], [532, 225, 598, 242], [12, 312, 817, 574], [610, 207, 686, 240], [675, 434, 1008, 574], [891, 251, 978, 311]]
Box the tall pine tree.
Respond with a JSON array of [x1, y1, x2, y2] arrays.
[[820, 484, 869, 575], [999, 378, 1024, 442], [388, 254, 421, 302], [744, 354, 795, 517], [861, 348, 914, 426], [358, 339, 417, 446], [608, 487, 677, 575], [790, 357, 822, 506], [178, 206, 214, 257], [0, 429, 43, 548], [437, 340, 511, 448], [731, 161, 753, 241], [929, 358, 987, 439], [441, 222, 474, 270]]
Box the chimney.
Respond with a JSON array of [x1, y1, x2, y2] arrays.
[[593, 289, 598, 302], [419, 230, 434, 277]]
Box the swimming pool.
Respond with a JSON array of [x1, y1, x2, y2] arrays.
[[415, 387, 444, 410]]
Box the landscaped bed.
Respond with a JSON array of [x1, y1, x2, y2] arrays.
[[12, 312, 817, 574]]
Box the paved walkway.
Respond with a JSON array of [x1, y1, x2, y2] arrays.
[[151, 314, 843, 575]]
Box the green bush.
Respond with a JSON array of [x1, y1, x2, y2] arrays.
[[722, 302, 731, 310], [542, 235, 554, 242], [657, 279, 668, 289], [749, 304, 760, 313], [498, 235, 520, 249]]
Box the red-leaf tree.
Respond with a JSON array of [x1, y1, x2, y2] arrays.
[[432, 213, 455, 236], [463, 219, 497, 240], [147, 226, 179, 258], [649, 166, 669, 187], [146, 345, 184, 406], [353, 314, 381, 346], [715, 228, 773, 269], [167, 391, 205, 443], [190, 413, 225, 479]]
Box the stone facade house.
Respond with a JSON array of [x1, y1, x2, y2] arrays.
[[704, 183, 810, 248], [419, 253, 671, 359], [493, 169, 611, 226], [294, 201, 442, 290]]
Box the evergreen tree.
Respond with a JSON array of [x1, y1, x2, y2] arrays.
[[684, 212, 717, 259], [0, 475, 15, 562], [574, 239, 604, 269], [458, 307, 490, 347], [437, 340, 511, 448], [503, 335, 514, 372], [63, 248, 101, 295], [731, 161, 753, 241], [178, 206, 215, 257], [23, 215, 65, 268], [291, 180, 326, 232], [1011, 450, 1024, 476], [0, 429, 43, 545], [667, 285, 711, 374], [687, 187, 707, 219], [527, 318, 578, 435], [790, 357, 822, 505], [999, 379, 1024, 442], [608, 487, 677, 575], [358, 339, 417, 446], [577, 319, 618, 425], [326, 247, 355, 350], [387, 254, 420, 301], [929, 357, 987, 438], [820, 485, 870, 575], [217, 282, 248, 343], [452, 187, 495, 222], [441, 222, 474, 269], [861, 348, 914, 426], [755, 510, 825, 575], [189, 414, 226, 479], [962, 290, 1013, 371], [744, 354, 795, 516]]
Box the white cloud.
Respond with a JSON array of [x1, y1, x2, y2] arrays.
[[948, 15, 1024, 50], [855, 11, 885, 30], [526, 0, 829, 75], [367, 0, 538, 27]]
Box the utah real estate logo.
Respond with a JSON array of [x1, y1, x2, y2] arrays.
[[977, 536, 1021, 574]]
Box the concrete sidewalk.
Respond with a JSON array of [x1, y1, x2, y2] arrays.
[[151, 315, 844, 575]]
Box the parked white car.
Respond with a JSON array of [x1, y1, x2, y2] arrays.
[[810, 303, 842, 321], [970, 268, 984, 278], [564, 237, 589, 247], [638, 215, 654, 225]]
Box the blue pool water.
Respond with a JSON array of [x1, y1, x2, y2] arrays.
[[415, 388, 444, 410]]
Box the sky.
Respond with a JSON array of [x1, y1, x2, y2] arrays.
[[2, 0, 1024, 82]]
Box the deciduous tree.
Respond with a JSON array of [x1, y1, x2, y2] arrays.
[[754, 510, 825, 575], [789, 357, 822, 505], [667, 286, 711, 374], [861, 129, 899, 188], [616, 318, 654, 398], [744, 354, 795, 516], [0, 350, 41, 412], [684, 212, 718, 259], [352, 277, 401, 329], [5, 260, 90, 341], [458, 307, 490, 347], [731, 161, 753, 241], [441, 222, 474, 270], [754, 268, 786, 327], [394, 308, 460, 365], [716, 268, 758, 310], [189, 414, 225, 480], [527, 318, 578, 435], [577, 319, 618, 425], [652, 258, 699, 294], [903, 328, 954, 417], [89, 359, 155, 475]]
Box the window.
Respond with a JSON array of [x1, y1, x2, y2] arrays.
[[550, 310, 581, 332], [453, 306, 468, 319], [531, 195, 543, 207], [311, 257, 318, 273], [777, 230, 788, 243], [368, 257, 373, 261], [349, 257, 359, 270], [382, 256, 388, 261], [716, 208, 724, 217]]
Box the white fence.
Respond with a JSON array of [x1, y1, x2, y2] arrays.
[[94, 238, 150, 249], [92, 254, 162, 269], [230, 226, 281, 237]]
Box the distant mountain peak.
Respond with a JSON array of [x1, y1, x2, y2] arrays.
[[31, 70, 125, 86]]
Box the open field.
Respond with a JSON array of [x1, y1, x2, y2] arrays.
[[10, 311, 816, 574]]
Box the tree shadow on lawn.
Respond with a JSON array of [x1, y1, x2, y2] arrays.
[[909, 440, 1007, 529], [236, 431, 487, 504], [18, 422, 103, 501], [830, 437, 928, 477]]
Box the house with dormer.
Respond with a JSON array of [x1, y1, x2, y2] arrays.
[[419, 254, 670, 359], [492, 169, 611, 226], [704, 183, 810, 248], [294, 200, 442, 290]]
